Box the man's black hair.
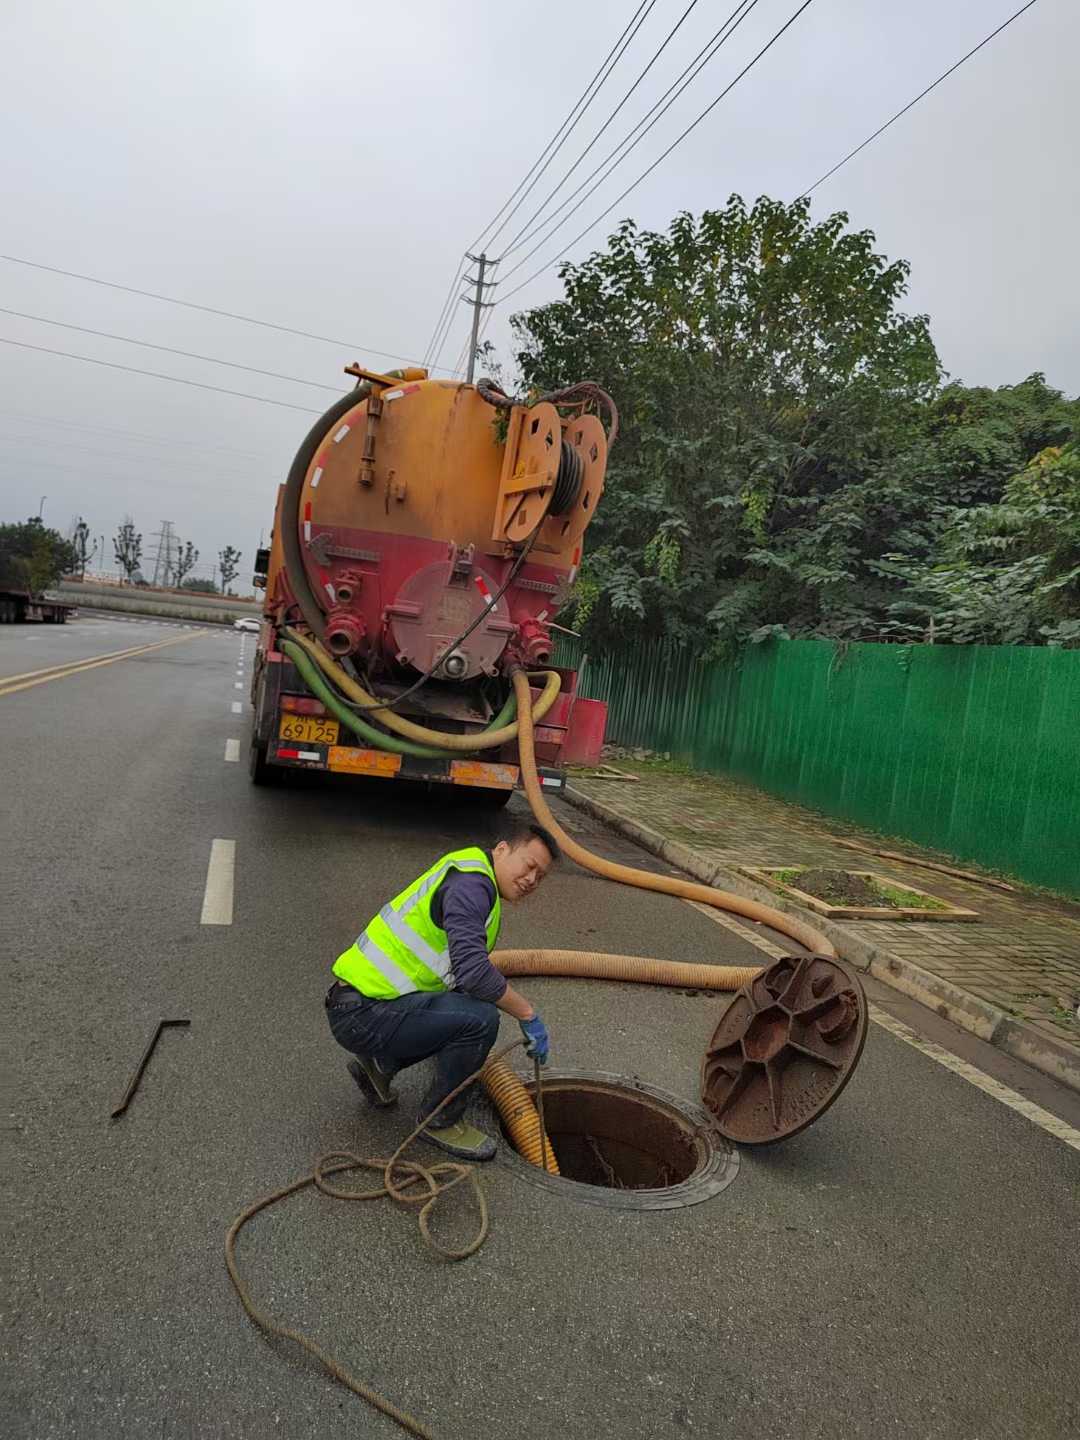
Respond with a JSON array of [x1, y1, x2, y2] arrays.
[[503, 822, 561, 863]]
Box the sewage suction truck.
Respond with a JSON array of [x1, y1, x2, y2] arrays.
[[248, 364, 615, 798]]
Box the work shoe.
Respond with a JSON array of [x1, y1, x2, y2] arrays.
[[421, 1118, 497, 1162], [347, 1056, 397, 1108]]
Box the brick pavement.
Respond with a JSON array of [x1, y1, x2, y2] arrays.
[[567, 759, 1080, 1063]]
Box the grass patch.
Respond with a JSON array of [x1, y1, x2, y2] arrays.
[[771, 868, 950, 911], [873, 881, 949, 912]]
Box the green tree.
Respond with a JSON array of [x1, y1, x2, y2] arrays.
[[878, 441, 1080, 646], [70, 517, 92, 577], [218, 545, 241, 595], [512, 195, 941, 651], [181, 575, 217, 593], [0, 517, 75, 593], [173, 540, 199, 585], [113, 518, 142, 584]]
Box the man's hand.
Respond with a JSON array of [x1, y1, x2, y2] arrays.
[[519, 1013, 550, 1065]]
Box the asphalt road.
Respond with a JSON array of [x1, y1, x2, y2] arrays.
[[4, 616, 1079, 1440]]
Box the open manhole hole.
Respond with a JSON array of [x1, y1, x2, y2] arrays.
[[489, 1070, 739, 1210]]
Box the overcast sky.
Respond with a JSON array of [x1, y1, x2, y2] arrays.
[[2, 0, 1076, 583]]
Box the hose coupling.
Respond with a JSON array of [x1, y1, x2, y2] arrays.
[[514, 617, 552, 667], [324, 608, 367, 658]]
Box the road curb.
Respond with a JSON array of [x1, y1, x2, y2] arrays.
[[563, 783, 1080, 1096]]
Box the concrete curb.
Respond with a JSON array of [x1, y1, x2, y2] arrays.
[[563, 784, 1080, 1096]]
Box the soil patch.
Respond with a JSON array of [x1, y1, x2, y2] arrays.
[[776, 867, 948, 912]]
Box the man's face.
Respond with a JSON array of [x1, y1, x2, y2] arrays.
[[492, 838, 553, 903]]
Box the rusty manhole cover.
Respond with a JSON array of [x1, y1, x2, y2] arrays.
[[701, 954, 868, 1144]]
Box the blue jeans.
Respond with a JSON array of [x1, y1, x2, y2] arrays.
[[326, 988, 500, 1126]]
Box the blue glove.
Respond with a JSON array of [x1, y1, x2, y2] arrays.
[[520, 1013, 550, 1065]]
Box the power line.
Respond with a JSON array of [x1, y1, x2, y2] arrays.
[[0, 338, 325, 414], [497, 0, 704, 259], [423, 256, 466, 367], [467, 0, 658, 255], [0, 308, 344, 394], [0, 254, 460, 375], [0, 429, 271, 481], [498, 0, 762, 284], [426, 0, 658, 372], [0, 407, 278, 464], [498, 0, 817, 306], [800, 0, 1040, 196]]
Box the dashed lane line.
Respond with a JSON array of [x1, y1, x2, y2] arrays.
[[231, 701, 242, 713], [0, 631, 200, 697], [200, 839, 235, 925], [682, 897, 1080, 1152], [224, 739, 241, 762]]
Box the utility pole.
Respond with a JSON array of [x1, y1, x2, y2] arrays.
[[462, 251, 495, 384]]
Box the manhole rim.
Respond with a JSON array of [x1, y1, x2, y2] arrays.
[[484, 1067, 740, 1211]]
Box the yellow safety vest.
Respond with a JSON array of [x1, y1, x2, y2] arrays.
[[333, 847, 501, 1000]]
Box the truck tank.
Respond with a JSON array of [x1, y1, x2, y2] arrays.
[[250, 365, 615, 795]]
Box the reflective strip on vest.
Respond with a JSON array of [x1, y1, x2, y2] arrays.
[[355, 931, 416, 994]]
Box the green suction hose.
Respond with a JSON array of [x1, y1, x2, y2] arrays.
[[282, 641, 519, 760], [282, 642, 450, 758]]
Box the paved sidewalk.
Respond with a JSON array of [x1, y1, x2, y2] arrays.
[[565, 758, 1080, 1092]]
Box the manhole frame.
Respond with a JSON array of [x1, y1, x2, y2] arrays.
[[481, 1068, 740, 1211]]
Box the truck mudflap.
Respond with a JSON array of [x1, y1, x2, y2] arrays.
[[267, 739, 566, 793]]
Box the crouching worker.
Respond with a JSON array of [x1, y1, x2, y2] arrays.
[[325, 824, 558, 1160]]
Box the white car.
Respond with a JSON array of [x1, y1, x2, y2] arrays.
[[233, 617, 261, 633]]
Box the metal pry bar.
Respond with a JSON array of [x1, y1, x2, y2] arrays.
[[110, 1019, 190, 1118]]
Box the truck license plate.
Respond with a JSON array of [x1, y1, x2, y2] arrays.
[[278, 715, 339, 745]]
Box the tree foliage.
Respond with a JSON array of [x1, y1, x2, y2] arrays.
[[114, 518, 142, 583], [218, 545, 241, 594], [0, 517, 75, 593], [173, 540, 199, 585], [510, 195, 1079, 650]]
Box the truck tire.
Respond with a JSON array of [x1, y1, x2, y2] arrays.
[[472, 786, 514, 808], [249, 736, 282, 786]]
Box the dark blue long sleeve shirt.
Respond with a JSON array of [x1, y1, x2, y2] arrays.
[[430, 864, 508, 1004]]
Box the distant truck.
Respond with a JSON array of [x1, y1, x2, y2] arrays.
[[0, 585, 74, 624]]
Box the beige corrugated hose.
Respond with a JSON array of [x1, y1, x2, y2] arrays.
[[509, 666, 837, 959]]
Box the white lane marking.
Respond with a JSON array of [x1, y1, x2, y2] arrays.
[[224, 739, 240, 762], [683, 896, 1080, 1153], [200, 839, 235, 925], [686, 898, 787, 958], [231, 701, 242, 713], [869, 1006, 1080, 1153], [234, 681, 243, 689]]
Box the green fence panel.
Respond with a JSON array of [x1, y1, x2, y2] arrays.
[[557, 636, 1080, 897]]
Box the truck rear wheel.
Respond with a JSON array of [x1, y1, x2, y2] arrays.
[[471, 786, 514, 808], [249, 736, 282, 786]]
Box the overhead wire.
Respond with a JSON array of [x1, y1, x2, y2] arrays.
[[422, 256, 466, 367], [0, 308, 343, 394], [497, 0, 817, 305], [0, 407, 279, 464], [497, 0, 765, 285], [799, 0, 1041, 195], [426, 0, 660, 374], [468, 0, 659, 255], [496, 0, 705, 260], [0, 254, 461, 376], [0, 337, 324, 414]]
